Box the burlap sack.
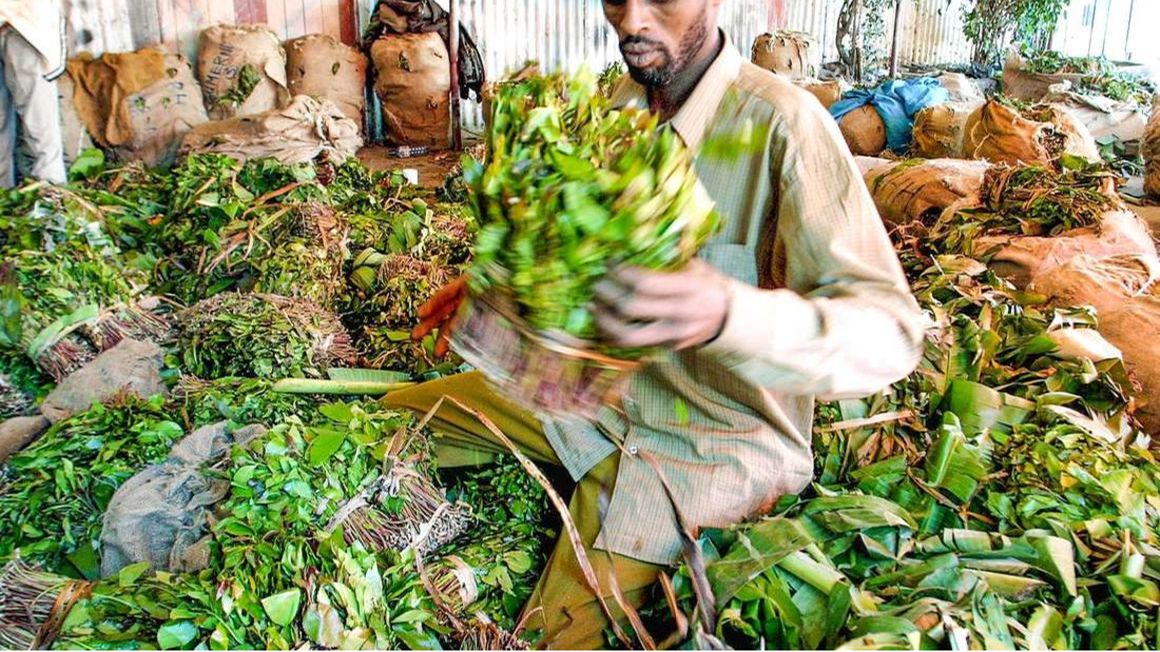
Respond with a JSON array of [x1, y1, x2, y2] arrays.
[[855, 156, 891, 177], [863, 158, 991, 226], [56, 73, 95, 167], [285, 34, 368, 129], [1031, 254, 1160, 438], [1002, 49, 1090, 102], [751, 31, 818, 79], [197, 24, 290, 120], [839, 105, 887, 156], [0, 416, 50, 465], [793, 78, 843, 109], [963, 100, 1101, 167], [65, 50, 168, 149], [40, 339, 167, 424], [180, 95, 362, 165], [937, 72, 984, 104], [975, 209, 1159, 289], [912, 100, 984, 158], [113, 53, 209, 167], [1145, 105, 1160, 199], [1042, 82, 1149, 144], [371, 32, 450, 149], [100, 422, 267, 576]]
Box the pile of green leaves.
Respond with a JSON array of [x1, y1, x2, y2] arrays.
[[0, 396, 184, 578], [214, 64, 262, 111], [47, 402, 551, 649], [926, 155, 1117, 256], [1020, 50, 1156, 105], [176, 293, 356, 380], [652, 223, 1158, 649], [1022, 50, 1113, 75], [465, 69, 719, 346], [342, 198, 472, 376]]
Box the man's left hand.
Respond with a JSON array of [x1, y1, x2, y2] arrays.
[[591, 260, 731, 350]]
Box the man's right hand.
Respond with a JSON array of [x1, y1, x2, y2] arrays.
[[412, 276, 468, 358]]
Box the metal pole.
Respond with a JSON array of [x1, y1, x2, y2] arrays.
[[889, 0, 902, 78], [449, 0, 462, 150]]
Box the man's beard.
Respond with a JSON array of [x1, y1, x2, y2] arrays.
[[621, 10, 709, 87]]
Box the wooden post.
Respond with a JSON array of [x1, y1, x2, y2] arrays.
[[852, 0, 863, 83], [449, 0, 463, 151], [889, 0, 902, 78]]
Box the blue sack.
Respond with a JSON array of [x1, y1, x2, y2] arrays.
[[830, 78, 950, 153]]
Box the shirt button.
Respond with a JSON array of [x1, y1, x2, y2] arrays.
[[627, 445, 639, 455]]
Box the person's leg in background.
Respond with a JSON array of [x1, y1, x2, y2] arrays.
[[384, 372, 664, 649], [0, 29, 17, 188], [2, 28, 65, 185]]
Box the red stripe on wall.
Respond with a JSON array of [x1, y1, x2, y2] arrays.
[[339, 0, 357, 45], [769, 0, 787, 30], [234, 0, 267, 25]]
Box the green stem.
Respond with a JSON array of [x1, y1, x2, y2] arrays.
[[271, 379, 416, 395], [777, 551, 845, 596]]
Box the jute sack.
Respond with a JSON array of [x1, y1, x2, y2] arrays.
[[197, 24, 290, 120], [56, 73, 95, 167], [1031, 254, 1160, 439], [937, 72, 984, 104], [974, 208, 1158, 289], [114, 53, 209, 167], [1042, 82, 1149, 144], [1002, 49, 1090, 102], [863, 158, 991, 226], [751, 31, 818, 79], [912, 100, 984, 158], [839, 105, 887, 156], [1145, 101, 1160, 199], [285, 34, 368, 129], [179, 95, 362, 165], [371, 32, 450, 149], [963, 99, 1101, 167], [793, 78, 843, 109]]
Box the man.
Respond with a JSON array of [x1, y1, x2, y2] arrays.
[[388, 0, 925, 647], [0, 0, 67, 187]]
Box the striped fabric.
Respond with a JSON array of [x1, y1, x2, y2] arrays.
[[541, 34, 926, 565]]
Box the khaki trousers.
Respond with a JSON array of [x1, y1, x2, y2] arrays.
[[385, 371, 662, 649]]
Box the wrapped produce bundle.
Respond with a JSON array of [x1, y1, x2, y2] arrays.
[[1032, 254, 1160, 439], [963, 99, 1101, 168], [453, 70, 720, 417], [284, 34, 368, 128], [751, 31, 818, 79], [197, 24, 289, 120], [862, 158, 991, 226], [912, 100, 982, 158], [1146, 103, 1160, 199], [838, 104, 887, 156]]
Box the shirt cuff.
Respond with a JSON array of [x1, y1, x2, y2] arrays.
[[701, 278, 821, 364]]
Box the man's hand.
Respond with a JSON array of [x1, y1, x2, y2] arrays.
[[591, 260, 730, 350], [412, 276, 468, 358]]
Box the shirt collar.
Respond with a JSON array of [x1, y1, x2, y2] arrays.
[[609, 30, 744, 153]]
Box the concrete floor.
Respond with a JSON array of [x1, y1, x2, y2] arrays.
[[358, 145, 468, 189]]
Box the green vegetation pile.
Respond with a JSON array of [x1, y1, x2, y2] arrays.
[[1022, 51, 1156, 105], [176, 293, 357, 380]]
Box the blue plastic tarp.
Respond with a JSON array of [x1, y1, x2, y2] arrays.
[[829, 78, 950, 153]]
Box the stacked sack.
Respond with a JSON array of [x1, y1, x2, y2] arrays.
[[284, 34, 368, 131], [65, 48, 209, 167], [750, 32, 843, 110], [197, 24, 289, 120], [370, 33, 451, 148]]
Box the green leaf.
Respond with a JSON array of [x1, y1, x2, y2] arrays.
[[68, 148, 106, 180], [707, 516, 815, 606], [117, 561, 151, 587], [261, 588, 302, 626], [307, 427, 346, 465], [157, 620, 199, 650]]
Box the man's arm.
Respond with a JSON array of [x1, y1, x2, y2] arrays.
[[706, 99, 925, 398], [595, 99, 925, 399]]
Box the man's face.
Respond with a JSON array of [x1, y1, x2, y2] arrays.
[[602, 0, 721, 87]]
